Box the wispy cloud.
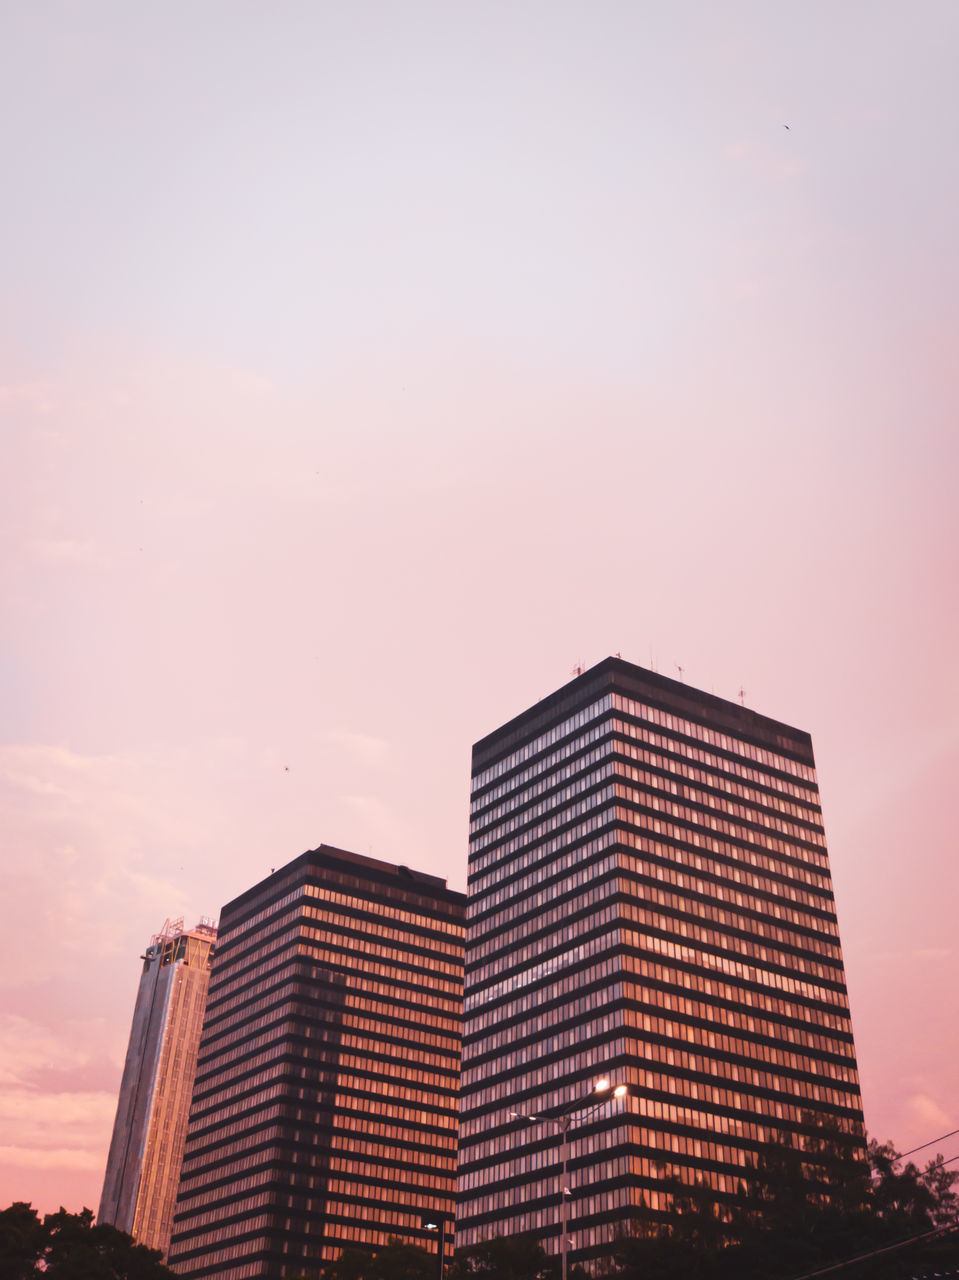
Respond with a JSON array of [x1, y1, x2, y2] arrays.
[[0, 383, 55, 415], [907, 1093, 954, 1134], [0, 1146, 105, 1171]]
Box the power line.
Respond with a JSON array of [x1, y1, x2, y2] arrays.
[[897, 1129, 959, 1161], [788, 1221, 959, 1280]]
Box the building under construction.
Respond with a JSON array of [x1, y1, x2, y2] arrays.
[[99, 917, 217, 1258]]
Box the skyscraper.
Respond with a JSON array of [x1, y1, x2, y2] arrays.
[[457, 657, 863, 1266], [168, 845, 465, 1280], [99, 917, 217, 1257]]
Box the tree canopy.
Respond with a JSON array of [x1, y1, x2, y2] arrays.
[[614, 1131, 959, 1280], [0, 1204, 175, 1280], [318, 1239, 438, 1280], [449, 1233, 565, 1280]]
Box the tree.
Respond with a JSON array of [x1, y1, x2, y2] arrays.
[[0, 1203, 46, 1280], [320, 1239, 436, 1280], [0, 1204, 175, 1280], [449, 1234, 563, 1280], [612, 1127, 959, 1280]]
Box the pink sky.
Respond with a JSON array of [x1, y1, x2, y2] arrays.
[[1, 1, 957, 1214]]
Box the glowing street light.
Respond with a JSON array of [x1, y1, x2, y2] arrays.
[[509, 1078, 630, 1280], [420, 1211, 449, 1280]]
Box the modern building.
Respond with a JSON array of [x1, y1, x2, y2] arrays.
[[167, 845, 465, 1280], [99, 917, 217, 1257], [456, 657, 863, 1266]]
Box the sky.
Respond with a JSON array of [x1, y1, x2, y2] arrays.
[[1, 0, 957, 1215]]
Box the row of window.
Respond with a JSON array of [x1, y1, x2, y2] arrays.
[[279, 1070, 460, 1114], [470, 785, 618, 873], [191, 1062, 331, 1120], [606, 717, 821, 807], [294, 943, 461, 1012], [469, 813, 632, 900], [460, 1090, 811, 1191], [472, 725, 823, 832], [617, 879, 842, 963], [470, 762, 613, 844], [337, 1029, 460, 1072], [611, 835, 838, 923], [470, 760, 826, 867], [472, 692, 815, 804], [625, 1040, 860, 1110], [468, 880, 620, 966], [297, 926, 463, 992], [469, 809, 836, 921], [471, 698, 614, 789], [628, 1009, 858, 1083], [201, 972, 326, 1045], [170, 1207, 272, 1247], [471, 742, 616, 826], [609, 694, 816, 781], [472, 713, 821, 828], [468, 893, 844, 1001], [323, 1174, 453, 1209], [301, 903, 465, 965], [465, 959, 853, 1105], [304, 881, 465, 938], [201, 977, 460, 1062], [468, 845, 619, 928], [206, 926, 308, 1006], [210, 921, 461, 1018], [621, 986, 855, 1060], [463, 952, 625, 1041], [611, 768, 824, 852], [462, 1036, 627, 1114], [621, 927, 847, 1006], [612, 787, 828, 879], [465, 930, 611, 1012], [182, 1107, 456, 1189], [217, 888, 304, 946], [462, 1011, 622, 1085], [176, 1119, 284, 1175], [619, 902, 844, 985], [460, 1175, 638, 1231], [331, 1090, 455, 1130], [624, 954, 852, 1031]]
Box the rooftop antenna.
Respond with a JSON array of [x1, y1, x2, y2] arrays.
[[676, 664, 685, 682], [738, 687, 746, 706], [571, 662, 585, 677]]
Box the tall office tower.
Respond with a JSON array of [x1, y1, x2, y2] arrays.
[[168, 845, 465, 1280], [457, 657, 863, 1267], [99, 917, 217, 1257]]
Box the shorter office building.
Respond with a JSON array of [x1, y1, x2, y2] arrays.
[[99, 917, 217, 1257], [168, 845, 465, 1280]]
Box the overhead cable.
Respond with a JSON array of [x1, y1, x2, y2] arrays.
[[788, 1221, 959, 1280], [896, 1128, 959, 1161]]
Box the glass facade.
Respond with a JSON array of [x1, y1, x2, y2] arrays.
[[168, 846, 465, 1280], [456, 658, 863, 1266]]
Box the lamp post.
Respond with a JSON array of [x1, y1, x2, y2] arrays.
[[510, 1078, 628, 1280], [421, 1211, 449, 1280]]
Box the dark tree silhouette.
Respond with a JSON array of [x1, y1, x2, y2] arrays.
[[319, 1239, 436, 1280], [448, 1234, 564, 1280], [612, 1127, 959, 1280], [0, 1204, 175, 1280]]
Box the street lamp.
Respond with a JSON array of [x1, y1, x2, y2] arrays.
[[421, 1211, 449, 1280], [509, 1078, 629, 1280]]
